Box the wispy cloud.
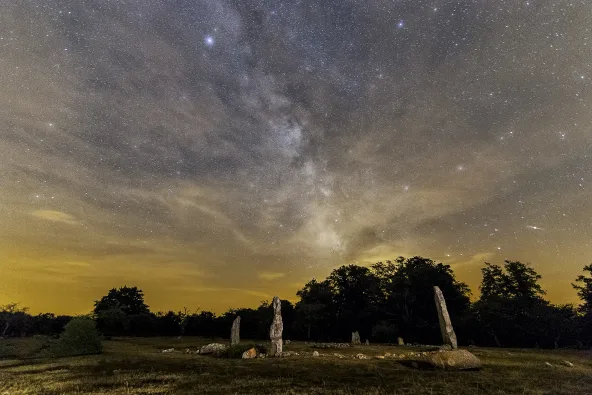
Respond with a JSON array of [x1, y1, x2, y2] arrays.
[[258, 272, 287, 281], [31, 210, 79, 225]]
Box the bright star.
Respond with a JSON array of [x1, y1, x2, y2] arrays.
[[205, 36, 214, 47], [397, 21, 404, 29]]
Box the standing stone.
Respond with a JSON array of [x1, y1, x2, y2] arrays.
[[351, 331, 361, 345], [269, 296, 283, 356], [398, 337, 404, 346], [231, 316, 241, 345], [433, 286, 458, 349], [365, 339, 370, 346]]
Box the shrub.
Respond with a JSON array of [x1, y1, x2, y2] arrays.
[[52, 317, 102, 356]]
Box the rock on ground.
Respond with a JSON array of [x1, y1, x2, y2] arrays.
[[401, 349, 481, 371], [199, 343, 227, 355], [312, 351, 319, 357], [242, 348, 257, 359]]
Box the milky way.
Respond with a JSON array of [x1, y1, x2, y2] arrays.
[[1, 0, 591, 314]]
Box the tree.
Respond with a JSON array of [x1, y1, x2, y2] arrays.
[[480, 261, 545, 301], [0, 303, 32, 338], [573, 264, 592, 312], [295, 279, 336, 340], [326, 265, 381, 340], [372, 256, 471, 345], [93, 286, 150, 316], [474, 260, 557, 348]]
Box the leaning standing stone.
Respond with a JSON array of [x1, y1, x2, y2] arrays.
[[269, 296, 283, 356], [433, 286, 458, 349], [231, 316, 241, 345]]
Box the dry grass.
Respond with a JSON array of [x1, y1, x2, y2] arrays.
[[1, 337, 591, 394]]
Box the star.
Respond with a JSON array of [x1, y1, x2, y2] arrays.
[[205, 35, 214, 47]]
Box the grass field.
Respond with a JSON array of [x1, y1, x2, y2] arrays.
[[1, 337, 592, 394]]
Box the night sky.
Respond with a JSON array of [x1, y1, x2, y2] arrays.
[[1, 1, 591, 315]]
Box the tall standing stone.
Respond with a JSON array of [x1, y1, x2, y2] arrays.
[[433, 286, 458, 349], [230, 316, 241, 345], [351, 331, 361, 345], [269, 296, 283, 356]]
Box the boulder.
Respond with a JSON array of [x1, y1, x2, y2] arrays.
[[199, 343, 227, 355], [242, 348, 257, 359], [230, 316, 241, 345], [312, 351, 319, 357], [401, 349, 481, 371], [269, 296, 284, 356], [434, 286, 458, 349]]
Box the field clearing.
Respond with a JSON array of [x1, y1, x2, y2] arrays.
[[1, 337, 592, 394]]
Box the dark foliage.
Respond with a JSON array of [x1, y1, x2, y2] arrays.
[[3, 256, 591, 349], [52, 317, 102, 356]]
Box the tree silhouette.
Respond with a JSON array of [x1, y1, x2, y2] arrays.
[[93, 286, 150, 316], [573, 264, 592, 312]]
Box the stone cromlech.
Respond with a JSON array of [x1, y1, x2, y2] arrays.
[[351, 331, 361, 345], [230, 316, 241, 345], [269, 296, 283, 357], [433, 286, 458, 349]]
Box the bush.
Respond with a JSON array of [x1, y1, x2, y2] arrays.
[[216, 343, 268, 358], [371, 322, 398, 343], [52, 317, 102, 356]]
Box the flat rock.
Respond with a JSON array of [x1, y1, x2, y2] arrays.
[[400, 349, 481, 371], [199, 343, 227, 355]]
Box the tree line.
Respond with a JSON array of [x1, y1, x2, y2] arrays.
[[2, 257, 592, 349]]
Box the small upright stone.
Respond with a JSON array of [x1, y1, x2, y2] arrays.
[[351, 331, 361, 345], [398, 337, 404, 346], [230, 316, 241, 345], [365, 339, 370, 346], [433, 286, 458, 349], [269, 296, 283, 357]]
